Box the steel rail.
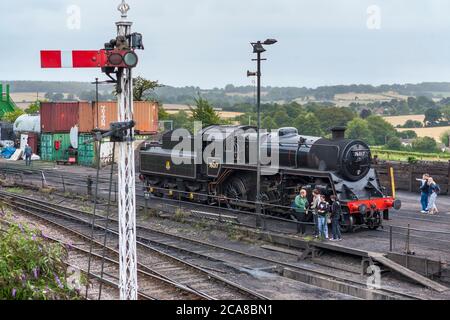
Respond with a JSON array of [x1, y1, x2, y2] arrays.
[[0, 192, 267, 300], [0, 191, 422, 300]]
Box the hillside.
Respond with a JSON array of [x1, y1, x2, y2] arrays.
[[4, 80, 450, 110]]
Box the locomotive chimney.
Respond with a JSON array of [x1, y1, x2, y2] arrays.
[[331, 127, 346, 140]]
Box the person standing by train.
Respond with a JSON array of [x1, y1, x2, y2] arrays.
[[293, 189, 309, 235], [329, 195, 343, 241], [311, 189, 321, 238], [416, 174, 430, 214], [317, 195, 330, 240]]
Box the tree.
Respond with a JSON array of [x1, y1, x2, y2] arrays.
[[1, 109, 25, 123], [346, 118, 374, 145], [170, 110, 193, 132], [313, 107, 355, 133], [366, 115, 397, 145], [424, 108, 442, 125], [386, 136, 402, 150], [441, 106, 450, 122], [133, 76, 161, 101], [412, 137, 438, 153], [293, 113, 323, 136], [402, 120, 423, 128], [262, 117, 277, 130], [360, 109, 372, 119], [440, 130, 450, 147], [397, 130, 418, 139], [273, 110, 291, 127], [158, 106, 170, 120], [190, 97, 221, 127], [24, 101, 41, 114]]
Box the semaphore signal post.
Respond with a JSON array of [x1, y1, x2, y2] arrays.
[[40, 0, 141, 300]]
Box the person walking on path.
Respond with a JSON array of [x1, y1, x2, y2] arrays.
[[416, 174, 430, 214], [426, 177, 440, 215], [24, 144, 33, 167], [311, 189, 321, 238], [293, 189, 309, 235], [329, 195, 343, 241]]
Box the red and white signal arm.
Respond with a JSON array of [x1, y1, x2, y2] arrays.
[[40, 50, 105, 68], [41, 50, 138, 69]]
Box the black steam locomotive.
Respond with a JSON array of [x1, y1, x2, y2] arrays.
[[139, 125, 401, 231]]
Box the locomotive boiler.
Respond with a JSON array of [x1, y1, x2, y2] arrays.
[[139, 125, 401, 232]]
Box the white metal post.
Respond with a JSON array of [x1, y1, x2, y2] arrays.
[[116, 0, 138, 300]]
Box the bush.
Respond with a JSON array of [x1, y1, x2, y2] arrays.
[[0, 222, 81, 300], [411, 137, 438, 153], [386, 136, 402, 150], [440, 130, 450, 147]]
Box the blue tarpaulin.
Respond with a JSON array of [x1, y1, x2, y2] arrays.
[[1, 147, 16, 159]]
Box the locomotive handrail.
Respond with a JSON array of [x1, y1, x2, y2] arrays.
[[143, 185, 316, 227]]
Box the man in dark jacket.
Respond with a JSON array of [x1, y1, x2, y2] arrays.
[[417, 174, 430, 213], [24, 144, 33, 167], [329, 195, 342, 241]]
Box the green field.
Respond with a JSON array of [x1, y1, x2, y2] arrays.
[[371, 147, 450, 162]]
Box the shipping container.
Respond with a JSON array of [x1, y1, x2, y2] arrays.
[[41, 102, 93, 133], [93, 102, 117, 131], [26, 133, 39, 155], [40, 133, 73, 161], [93, 101, 158, 134], [134, 101, 159, 134], [78, 134, 96, 167], [78, 134, 114, 167]]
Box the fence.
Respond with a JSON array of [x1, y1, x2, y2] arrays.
[[374, 160, 450, 195]]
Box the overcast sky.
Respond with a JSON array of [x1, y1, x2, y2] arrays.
[[3, 0, 450, 88]]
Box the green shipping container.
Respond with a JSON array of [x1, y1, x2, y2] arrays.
[[78, 134, 96, 167], [40, 133, 72, 162]]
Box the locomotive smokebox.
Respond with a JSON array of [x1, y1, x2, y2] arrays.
[[331, 127, 346, 140]]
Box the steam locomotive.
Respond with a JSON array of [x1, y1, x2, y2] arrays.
[[139, 125, 401, 232]]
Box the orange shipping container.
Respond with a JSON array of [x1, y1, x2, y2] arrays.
[[41, 102, 93, 133], [134, 101, 159, 134], [93, 101, 158, 134]]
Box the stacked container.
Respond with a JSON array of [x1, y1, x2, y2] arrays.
[[40, 102, 90, 162], [40, 101, 159, 165], [93, 101, 159, 134]]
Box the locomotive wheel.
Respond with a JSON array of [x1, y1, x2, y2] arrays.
[[224, 176, 252, 209], [340, 214, 355, 233], [367, 211, 381, 230]]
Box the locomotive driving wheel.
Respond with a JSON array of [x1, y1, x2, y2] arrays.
[[223, 176, 252, 210]]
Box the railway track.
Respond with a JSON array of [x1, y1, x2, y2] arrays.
[[0, 191, 269, 300], [0, 190, 424, 300]]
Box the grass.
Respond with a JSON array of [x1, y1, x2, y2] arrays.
[[6, 187, 24, 194], [174, 208, 191, 223]]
